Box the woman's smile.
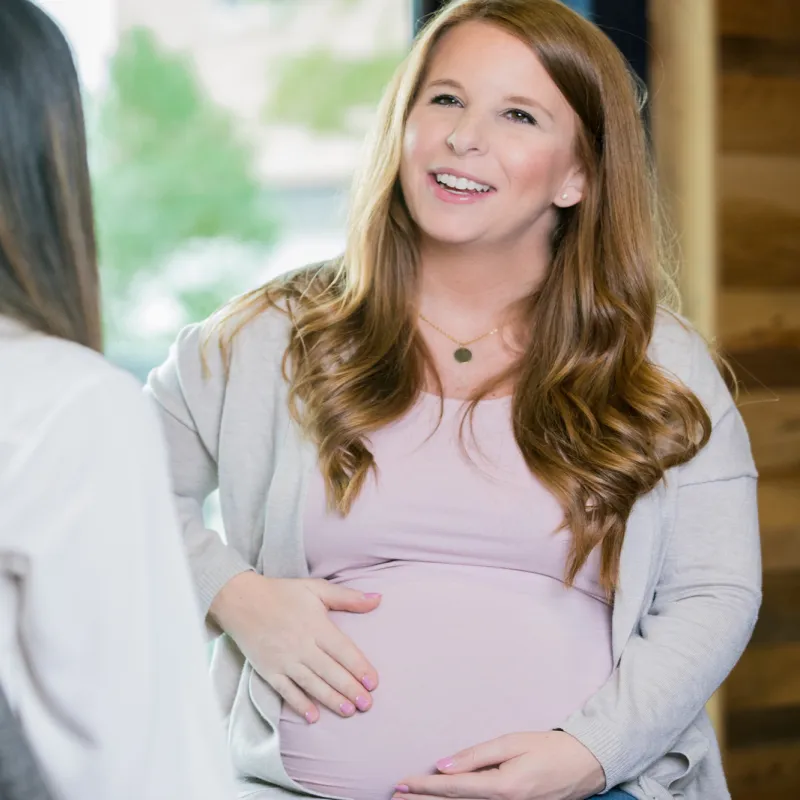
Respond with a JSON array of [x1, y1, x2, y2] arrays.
[[427, 169, 498, 204]]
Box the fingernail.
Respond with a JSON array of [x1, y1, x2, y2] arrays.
[[304, 710, 318, 724], [355, 694, 371, 711], [394, 785, 410, 793], [436, 758, 455, 771], [362, 675, 377, 691], [340, 701, 356, 716], [364, 592, 382, 600]]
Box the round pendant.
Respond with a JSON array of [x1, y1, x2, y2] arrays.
[[453, 347, 473, 363]]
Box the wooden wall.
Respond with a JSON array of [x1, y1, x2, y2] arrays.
[[716, 0, 800, 797], [651, 0, 800, 794]]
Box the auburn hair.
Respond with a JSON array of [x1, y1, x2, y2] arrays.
[[211, 0, 710, 596]]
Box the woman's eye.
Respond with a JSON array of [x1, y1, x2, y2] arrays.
[[431, 94, 461, 107], [506, 108, 537, 125]]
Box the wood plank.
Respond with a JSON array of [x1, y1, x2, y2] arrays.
[[721, 36, 800, 77], [727, 742, 800, 797], [719, 288, 800, 390], [720, 154, 800, 214], [731, 793, 800, 800], [728, 643, 800, 711], [738, 390, 800, 476], [721, 201, 800, 288], [726, 347, 800, 391], [719, 290, 800, 345], [759, 477, 800, 573], [751, 571, 800, 646], [728, 705, 800, 748], [718, 0, 800, 42], [719, 155, 800, 288], [720, 75, 800, 154]]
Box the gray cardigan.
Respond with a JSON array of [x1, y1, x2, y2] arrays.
[[146, 306, 761, 800]]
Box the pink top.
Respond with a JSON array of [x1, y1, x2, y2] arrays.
[[279, 393, 613, 800]]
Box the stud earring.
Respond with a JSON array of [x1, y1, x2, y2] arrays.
[[561, 192, 569, 200]]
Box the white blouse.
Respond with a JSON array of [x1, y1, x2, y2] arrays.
[[0, 316, 233, 800]]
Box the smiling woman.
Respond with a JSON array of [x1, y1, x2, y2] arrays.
[[146, 1, 760, 799]]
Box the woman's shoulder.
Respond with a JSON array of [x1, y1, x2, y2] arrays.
[[0, 333, 175, 560], [649, 307, 733, 423], [203, 290, 293, 355], [145, 280, 305, 429], [167, 292, 292, 391], [0, 327, 158, 487], [649, 308, 697, 375], [169, 264, 335, 381], [0, 325, 143, 432]]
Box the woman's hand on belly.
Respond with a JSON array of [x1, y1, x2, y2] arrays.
[[208, 571, 381, 722], [393, 731, 605, 800]]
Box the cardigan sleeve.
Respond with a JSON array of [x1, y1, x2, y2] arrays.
[[144, 320, 253, 620], [560, 332, 762, 790]]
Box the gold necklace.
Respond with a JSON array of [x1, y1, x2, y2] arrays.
[[418, 313, 499, 363]]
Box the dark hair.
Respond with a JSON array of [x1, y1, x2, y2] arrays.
[[0, 0, 102, 351]]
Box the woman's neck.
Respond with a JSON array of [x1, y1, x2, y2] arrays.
[[417, 239, 549, 336]]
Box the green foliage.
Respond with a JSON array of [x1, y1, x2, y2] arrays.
[[92, 28, 276, 306], [266, 48, 404, 133]]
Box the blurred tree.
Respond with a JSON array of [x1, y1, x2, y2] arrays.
[[265, 48, 404, 134], [92, 28, 276, 330]]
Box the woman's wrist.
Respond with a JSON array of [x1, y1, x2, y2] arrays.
[[208, 570, 264, 636], [552, 731, 606, 796]]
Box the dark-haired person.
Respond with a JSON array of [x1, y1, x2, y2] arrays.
[[148, 1, 760, 798], [0, 2, 234, 798]]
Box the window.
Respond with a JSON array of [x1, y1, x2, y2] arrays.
[[39, 0, 413, 380]]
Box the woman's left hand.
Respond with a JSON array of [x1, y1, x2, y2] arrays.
[[393, 731, 606, 800]]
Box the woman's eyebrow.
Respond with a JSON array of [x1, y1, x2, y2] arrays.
[[424, 78, 555, 121], [503, 94, 554, 120]]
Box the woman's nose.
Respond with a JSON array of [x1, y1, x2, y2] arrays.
[[445, 115, 488, 156]]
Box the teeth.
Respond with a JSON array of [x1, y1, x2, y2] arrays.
[[435, 172, 492, 193]]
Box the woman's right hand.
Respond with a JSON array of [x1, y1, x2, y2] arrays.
[[209, 571, 381, 723]]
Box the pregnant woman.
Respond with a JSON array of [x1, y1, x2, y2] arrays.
[[147, 1, 760, 798]]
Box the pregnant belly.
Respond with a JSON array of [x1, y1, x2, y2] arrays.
[[278, 564, 612, 800]]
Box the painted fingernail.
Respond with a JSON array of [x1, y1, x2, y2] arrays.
[[364, 592, 382, 600], [340, 701, 356, 716], [436, 758, 455, 771], [355, 694, 371, 711], [394, 785, 410, 793], [362, 675, 377, 691], [304, 710, 318, 724]]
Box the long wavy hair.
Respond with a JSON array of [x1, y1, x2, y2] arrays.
[[0, 0, 102, 351], [213, 0, 711, 595]]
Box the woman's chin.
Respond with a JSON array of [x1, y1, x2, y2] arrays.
[[418, 223, 487, 248]]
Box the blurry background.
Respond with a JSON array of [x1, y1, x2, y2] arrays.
[[38, 0, 414, 376], [709, 2, 800, 797], [35, 0, 800, 796]]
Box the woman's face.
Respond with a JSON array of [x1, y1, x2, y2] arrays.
[[400, 21, 584, 250]]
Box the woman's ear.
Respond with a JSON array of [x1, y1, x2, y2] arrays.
[[554, 169, 586, 208]]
